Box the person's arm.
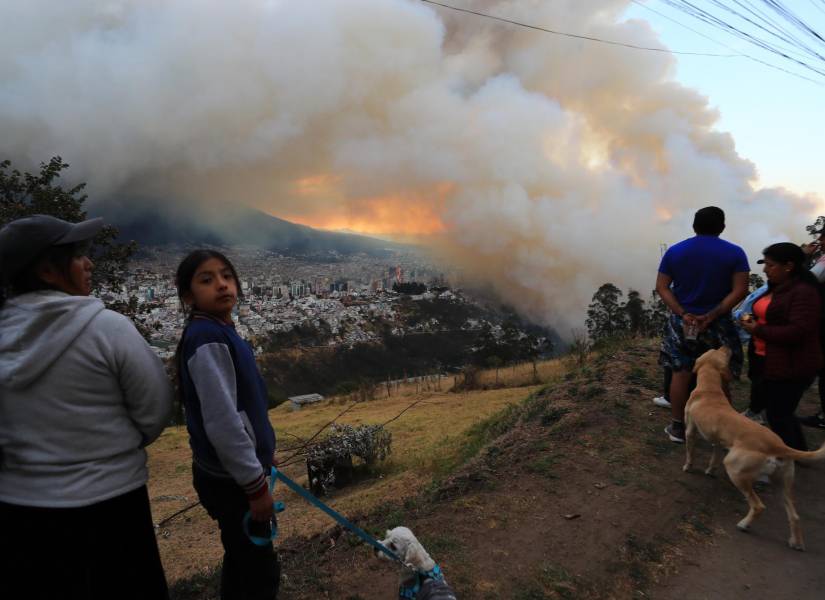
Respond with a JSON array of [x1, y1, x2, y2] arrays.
[[187, 341, 272, 519], [698, 271, 749, 330], [753, 286, 821, 345], [111, 313, 173, 447], [655, 273, 696, 322]]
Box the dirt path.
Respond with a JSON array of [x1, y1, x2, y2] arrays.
[[651, 446, 825, 600], [169, 341, 825, 599]]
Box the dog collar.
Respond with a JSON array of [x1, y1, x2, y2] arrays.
[[398, 565, 443, 599]]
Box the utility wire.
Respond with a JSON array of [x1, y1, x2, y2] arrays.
[[633, 0, 825, 84], [655, 0, 825, 79], [422, 0, 824, 85], [631, 0, 739, 52], [418, 0, 740, 56]]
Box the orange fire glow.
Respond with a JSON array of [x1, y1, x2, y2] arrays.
[[285, 179, 454, 238], [293, 174, 342, 196], [655, 205, 673, 221]]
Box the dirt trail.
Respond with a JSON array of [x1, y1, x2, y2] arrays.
[[651, 459, 825, 600], [170, 341, 825, 599]]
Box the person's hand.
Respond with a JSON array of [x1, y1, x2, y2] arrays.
[[249, 492, 273, 522], [694, 313, 712, 332], [272, 451, 279, 468], [739, 317, 757, 334]]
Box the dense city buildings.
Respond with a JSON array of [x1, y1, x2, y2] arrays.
[[98, 246, 451, 358]]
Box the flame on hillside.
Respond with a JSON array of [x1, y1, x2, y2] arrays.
[[285, 180, 453, 238]]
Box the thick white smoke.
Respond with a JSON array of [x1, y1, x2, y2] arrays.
[[1, 0, 819, 330]]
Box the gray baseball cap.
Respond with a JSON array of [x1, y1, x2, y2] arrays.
[[0, 214, 104, 281]]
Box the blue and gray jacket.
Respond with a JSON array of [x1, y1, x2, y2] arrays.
[[180, 313, 275, 495], [733, 284, 769, 343]]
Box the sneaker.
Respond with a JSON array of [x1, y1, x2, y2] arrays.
[[653, 396, 672, 409], [665, 422, 685, 443], [799, 412, 825, 429]]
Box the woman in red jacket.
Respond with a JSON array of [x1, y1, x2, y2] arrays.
[[740, 242, 823, 451]]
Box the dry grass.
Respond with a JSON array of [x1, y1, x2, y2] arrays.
[[148, 356, 565, 582]]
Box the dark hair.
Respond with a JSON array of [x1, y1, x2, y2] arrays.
[[761, 242, 819, 288], [175, 249, 243, 316], [0, 242, 82, 309], [693, 206, 725, 236]]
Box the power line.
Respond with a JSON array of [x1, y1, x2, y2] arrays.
[[633, 0, 825, 84], [631, 0, 738, 52], [418, 0, 741, 56], [420, 0, 824, 85], [654, 0, 825, 80]]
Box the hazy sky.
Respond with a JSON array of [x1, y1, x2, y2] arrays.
[[624, 1, 825, 207], [2, 0, 822, 328]]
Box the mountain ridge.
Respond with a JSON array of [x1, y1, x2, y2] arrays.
[[92, 198, 405, 257]]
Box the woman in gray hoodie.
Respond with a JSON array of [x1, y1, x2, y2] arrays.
[[0, 215, 173, 600]]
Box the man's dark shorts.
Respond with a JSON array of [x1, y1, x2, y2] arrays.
[[659, 314, 743, 378]]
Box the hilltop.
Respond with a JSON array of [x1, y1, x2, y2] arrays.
[[93, 197, 405, 257], [150, 340, 825, 599]]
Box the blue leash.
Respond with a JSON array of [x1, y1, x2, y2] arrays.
[[244, 467, 402, 564], [242, 468, 286, 546]]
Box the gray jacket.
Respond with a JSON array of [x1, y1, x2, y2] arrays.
[[0, 291, 172, 507]]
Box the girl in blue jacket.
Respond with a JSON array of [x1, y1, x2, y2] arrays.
[[175, 249, 279, 599]]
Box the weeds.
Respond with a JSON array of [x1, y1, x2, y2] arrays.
[[582, 384, 606, 400], [169, 566, 220, 600], [540, 407, 569, 427], [526, 455, 558, 478]]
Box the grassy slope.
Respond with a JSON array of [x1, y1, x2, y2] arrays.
[[149, 358, 566, 584], [158, 340, 825, 599]]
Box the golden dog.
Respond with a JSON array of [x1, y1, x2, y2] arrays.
[[683, 346, 825, 550]]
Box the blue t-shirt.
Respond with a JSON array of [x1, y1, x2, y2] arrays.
[[658, 235, 749, 314]]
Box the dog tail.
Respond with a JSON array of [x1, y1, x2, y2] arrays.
[[780, 441, 825, 464]]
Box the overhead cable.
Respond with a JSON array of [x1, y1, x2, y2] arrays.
[[418, 0, 740, 56]]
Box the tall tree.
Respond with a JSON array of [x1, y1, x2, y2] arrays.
[[586, 283, 627, 341], [623, 289, 647, 336], [748, 273, 765, 291], [0, 157, 135, 293], [645, 289, 668, 337]]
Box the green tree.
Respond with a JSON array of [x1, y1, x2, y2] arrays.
[[486, 355, 502, 385], [748, 273, 765, 291], [586, 283, 627, 341], [623, 289, 646, 336], [644, 289, 668, 337], [0, 157, 135, 293]]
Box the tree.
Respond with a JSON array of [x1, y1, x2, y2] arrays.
[[645, 289, 668, 337], [486, 355, 502, 385], [748, 273, 765, 291], [393, 281, 427, 295], [0, 157, 135, 293], [586, 283, 627, 341], [623, 289, 646, 336]]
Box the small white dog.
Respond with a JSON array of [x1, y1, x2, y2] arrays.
[[375, 526, 458, 600]]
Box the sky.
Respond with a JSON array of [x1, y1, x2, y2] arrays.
[[2, 0, 823, 329], [623, 1, 825, 207]]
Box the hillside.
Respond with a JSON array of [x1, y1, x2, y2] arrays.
[[92, 197, 404, 256], [150, 340, 825, 599]]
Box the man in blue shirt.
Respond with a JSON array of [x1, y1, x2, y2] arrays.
[[656, 206, 750, 442]]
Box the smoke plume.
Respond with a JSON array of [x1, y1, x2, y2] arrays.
[[1, 0, 819, 330]]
